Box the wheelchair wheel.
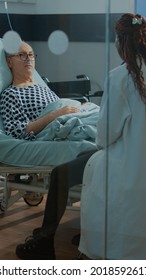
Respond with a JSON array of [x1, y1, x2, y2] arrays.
[[23, 191, 44, 206], [0, 198, 7, 212]]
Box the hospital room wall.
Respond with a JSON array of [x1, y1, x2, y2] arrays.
[[0, 0, 135, 97]]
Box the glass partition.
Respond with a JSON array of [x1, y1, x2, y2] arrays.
[[1, 0, 145, 262]]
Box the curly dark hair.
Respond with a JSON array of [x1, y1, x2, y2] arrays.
[[115, 13, 146, 102]]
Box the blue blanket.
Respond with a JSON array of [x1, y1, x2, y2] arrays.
[[0, 99, 98, 167], [36, 99, 99, 141]]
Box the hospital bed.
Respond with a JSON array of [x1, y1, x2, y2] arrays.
[[0, 39, 97, 213]]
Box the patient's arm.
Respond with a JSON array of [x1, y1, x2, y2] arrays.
[[26, 106, 81, 135]]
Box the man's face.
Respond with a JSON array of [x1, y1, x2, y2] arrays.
[[7, 42, 35, 81]]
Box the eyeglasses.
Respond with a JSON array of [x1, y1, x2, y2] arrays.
[[8, 52, 37, 61]]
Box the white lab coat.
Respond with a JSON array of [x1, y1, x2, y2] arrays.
[[79, 63, 146, 260]]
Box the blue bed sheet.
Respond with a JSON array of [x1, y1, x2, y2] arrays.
[[37, 99, 99, 141], [0, 99, 98, 167]]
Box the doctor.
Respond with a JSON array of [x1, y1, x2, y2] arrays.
[[79, 13, 146, 260]]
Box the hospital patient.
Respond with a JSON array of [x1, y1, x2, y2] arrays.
[[0, 41, 97, 259], [79, 13, 146, 260], [0, 41, 80, 140]]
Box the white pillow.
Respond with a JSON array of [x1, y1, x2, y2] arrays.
[[0, 38, 47, 94], [33, 69, 48, 88], [0, 39, 12, 93]]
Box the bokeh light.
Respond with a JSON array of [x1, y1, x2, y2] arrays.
[[2, 30, 22, 54], [48, 30, 69, 55]]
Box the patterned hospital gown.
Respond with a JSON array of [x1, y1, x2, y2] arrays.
[[0, 84, 60, 140]]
